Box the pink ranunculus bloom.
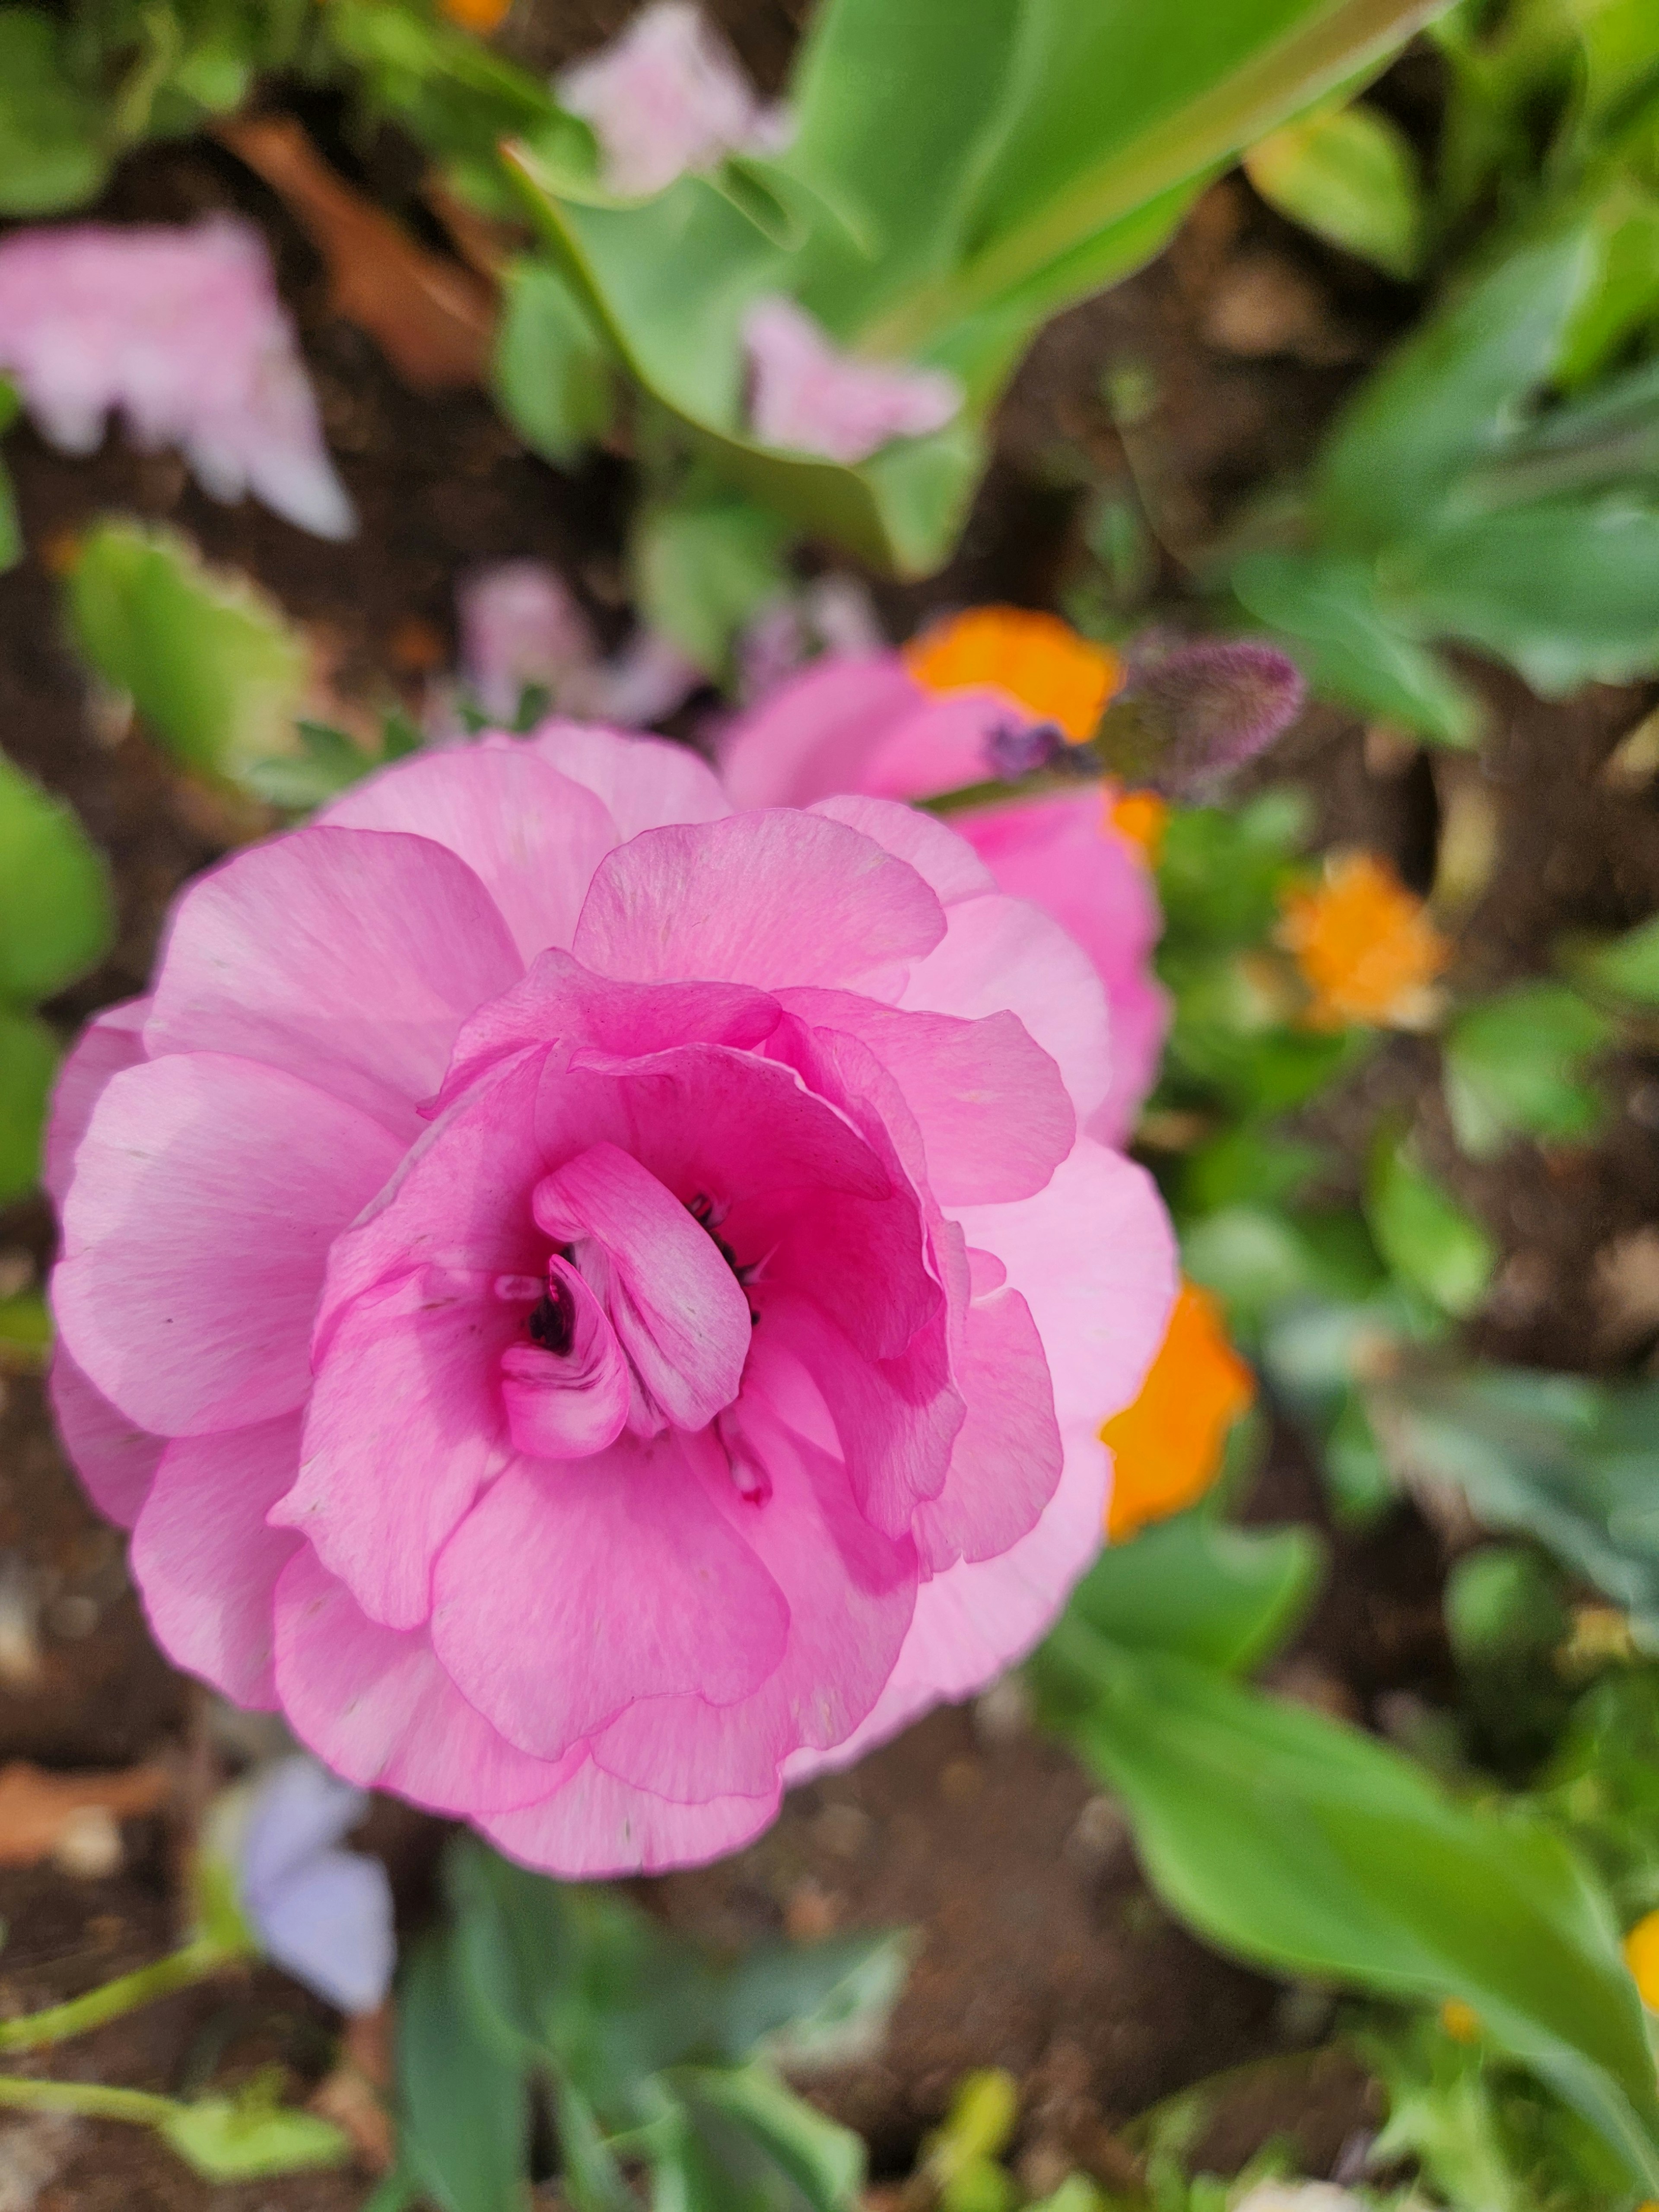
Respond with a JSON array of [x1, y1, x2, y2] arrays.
[[559, 2, 791, 200], [47, 725, 1175, 1876], [720, 657, 1171, 1147], [743, 297, 963, 465], [0, 219, 353, 541]]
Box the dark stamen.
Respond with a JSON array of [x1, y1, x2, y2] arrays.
[[688, 1193, 760, 1325], [526, 1277, 575, 1356]]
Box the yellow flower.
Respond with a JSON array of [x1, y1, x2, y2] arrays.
[[903, 605, 1122, 743], [441, 0, 511, 30], [1106, 787, 1168, 864], [1277, 850, 1449, 1031], [1439, 1998, 1481, 2043], [1624, 1910, 1659, 2009], [1101, 1281, 1255, 1541]]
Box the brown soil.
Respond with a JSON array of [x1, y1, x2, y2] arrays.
[[0, 24, 1655, 2208]]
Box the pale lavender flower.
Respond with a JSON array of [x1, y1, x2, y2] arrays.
[[559, 3, 791, 199], [458, 559, 597, 721], [235, 1756, 394, 2016], [0, 219, 353, 540], [744, 296, 962, 464]]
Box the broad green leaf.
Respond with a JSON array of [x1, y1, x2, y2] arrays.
[[1315, 227, 1598, 552], [1443, 982, 1612, 1158], [1387, 493, 1659, 694], [0, 1008, 56, 1205], [1032, 1621, 1659, 2189], [1576, 909, 1659, 1004], [1366, 1133, 1495, 1318], [552, 2077, 635, 2212], [1445, 1545, 1570, 1668], [1245, 99, 1425, 277], [0, 9, 108, 215], [1175, 1123, 1325, 1216], [669, 2063, 865, 2212], [1182, 1204, 1335, 1325], [493, 256, 613, 469], [0, 750, 113, 1006], [1067, 1510, 1323, 1674], [1557, 187, 1659, 388], [719, 1931, 911, 2071], [66, 522, 309, 786], [397, 1926, 530, 2212], [1370, 1365, 1659, 1648], [159, 2096, 350, 2183], [633, 494, 789, 674], [1460, 352, 1659, 510], [1228, 549, 1482, 747]]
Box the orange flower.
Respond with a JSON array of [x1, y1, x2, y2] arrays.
[[441, 0, 511, 31], [1106, 787, 1168, 864], [1625, 1910, 1659, 2009], [1277, 850, 1449, 1031], [1101, 1281, 1255, 1541], [903, 605, 1122, 744]]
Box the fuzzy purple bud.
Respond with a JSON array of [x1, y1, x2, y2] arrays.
[[1120, 639, 1304, 793]]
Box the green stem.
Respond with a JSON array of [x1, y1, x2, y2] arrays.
[[0, 2072, 177, 2128], [0, 1937, 239, 2054]]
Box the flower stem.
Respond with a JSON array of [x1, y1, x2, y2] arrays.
[[0, 2071, 178, 2127], [0, 1937, 238, 2053]]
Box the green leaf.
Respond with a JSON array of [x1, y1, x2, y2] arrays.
[[493, 256, 614, 469], [1572, 909, 1659, 1006], [0, 750, 113, 1006], [0, 382, 19, 575], [552, 2077, 635, 2212], [0, 1289, 51, 1368], [1370, 1364, 1659, 1648], [632, 494, 790, 674], [1315, 227, 1599, 553], [1244, 99, 1425, 277], [1557, 187, 1659, 389], [1445, 1545, 1570, 1670], [159, 2096, 351, 2183], [0, 1009, 56, 1205], [1031, 1622, 1659, 2190], [397, 1926, 530, 2212], [668, 2063, 865, 2212], [1366, 1132, 1495, 1318], [0, 9, 108, 216], [1443, 982, 1613, 1159], [1228, 549, 1482, 747], [66, 522, 309, 788], [1066, 1510, 1324, 1674], [718, 1931, 911, 2071]]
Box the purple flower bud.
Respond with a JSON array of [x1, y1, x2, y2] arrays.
[[1119, 639, 1304, 794], [235, 1757, 394, 2015], [984, 720, 1067, 779]]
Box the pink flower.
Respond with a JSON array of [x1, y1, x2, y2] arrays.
[[47, 724, 1174, 1876], [0, 219, 353, 540], [458, 561, 597, 721], [559, 3, 791, 200], [743, 298, 963, 464], [721, 654, 1171, 1147]]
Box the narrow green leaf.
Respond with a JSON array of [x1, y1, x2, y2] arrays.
[[0, 1009, 56, 1205], [66, 522, 309, 787], [397, 1926, 531, 2212], [159, 2096, 350, 2183], [1245, 99, 1425, 277], [1443, 982, 1612, 1158], [0, 750, 113, 1005], [1366, 1132, 1495, 1317], [1033, 1624, 1659, 2189], [1067, 1510, 1323, 1675], [670, 2063, 865, 2212], [493, 256, 613, 469], [718, 1932, 911, 2071], [553, 2077, 635, 2212]]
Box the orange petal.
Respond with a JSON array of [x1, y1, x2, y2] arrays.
[[1101, 1281, 1255, 1541], [903, 606, 1121, 743], [1278, 850, 1448, 1030]]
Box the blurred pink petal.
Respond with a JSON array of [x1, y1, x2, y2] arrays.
[[744, 296, 962, 464], [559, 3, 790, 198], [458, 560, 596, 721], [0, 219, 354, 539]]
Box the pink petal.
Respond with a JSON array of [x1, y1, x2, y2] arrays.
[[778, 989, 1073, 1206], [47, 1346, 163, 1530], [143, 829, 522, 1139], [744, 296, 961, 466], [719, 656, 923, 809], [957, 791, 1168, 1147], [274, 1268, 520, 1630], [524, 720, 729, 839], [458, 561, 595, 722], [809, 795, 995, 906], [900, 891, 1113, 1129], [429, 1439, 790, 1761], [912, 1282, 1062, 1572], [273, 1551, 564, 1816], [855, 690, 1025, 801], [480, 1751, 778, 1878], [559, 3, 775, 198], [572, 811, 944, 991], [501, 1259, 631, 1462], [55, 1054, 402, 1438], [43, 999, 148, 1209], [130, 1414, 302, 1707], [534, 1142, 752, 1436], [321, 747, 619, 964]]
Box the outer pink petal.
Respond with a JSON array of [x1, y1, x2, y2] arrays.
[[143, 828, 522, 1138], [429, 1441, 790, 1761], [274, 1268, 519, 1631], [47, 1347, 163, 1530], [524, 720, 730, 838], [589, 1406, 917, 1801], [719, 656, 922, 808], [130, 1415, 302, 1708], [957, 791, 1168, 1146], [43, 999, 148, 1208], [808, 795, 994, 907], [855, 690, 1022, 801], [480, 1755, 778, 1879], [900, 892, 1113, 1130], [572, 812, 944, 992], [273, 1550, 566, 1816], [321, 746, 619, 964], [54, 1054, 402, 1438], [911, 1282, 1062, 1573]]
